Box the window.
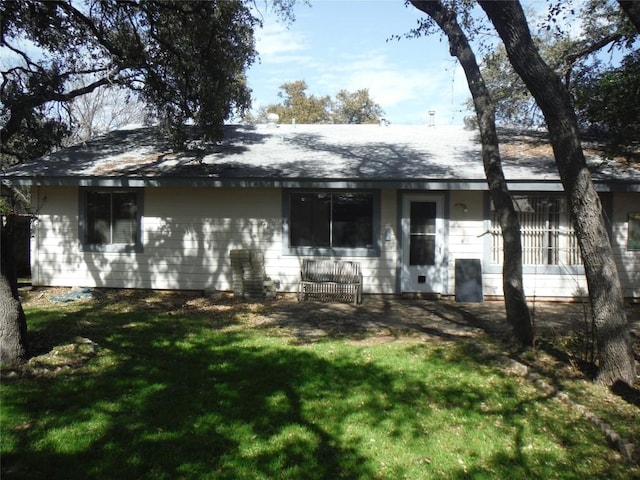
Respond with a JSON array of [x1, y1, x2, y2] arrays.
[[409, 201, 436, 265], [490, 195, 581, 267], [80, 189, 142, 252], [629, 213, 640, 250], [286, 190, 378, 255]]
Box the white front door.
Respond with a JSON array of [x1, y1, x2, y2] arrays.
[[401, 194, 446, 294]]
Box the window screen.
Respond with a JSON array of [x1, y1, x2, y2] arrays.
[[83, 190, 140, 251], [289, 192, 374, 250]]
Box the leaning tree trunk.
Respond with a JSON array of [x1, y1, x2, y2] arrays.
[[480, 0, 636, 386], [0, 215, 28, 366], [410, 0, 533, 345]]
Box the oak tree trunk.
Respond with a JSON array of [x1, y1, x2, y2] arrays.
[[0, 215, 28, 366], [410, 0, 533, 345], [618, 0, 640, 33], [480, 0, 636, 386]]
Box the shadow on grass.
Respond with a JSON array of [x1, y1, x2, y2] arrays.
[[5, 301, 377, 478], [2, 296, 635, 480]]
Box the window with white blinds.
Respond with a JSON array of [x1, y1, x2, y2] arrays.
[[490, 195, 581, 266], [80, 188, 143, 253]]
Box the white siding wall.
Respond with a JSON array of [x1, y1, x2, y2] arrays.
[[276, 189, 398, 294], [517, 271, 588, 299], [370, 189, 399, 294], [31, 186, 398, 294], [30, 186, 640, 298], [446, 190, 590, 299], [612, 193, 640, 298], [31, 186, 80, 287], [142, 187, 283, 290], [445, 191, 486, 295]]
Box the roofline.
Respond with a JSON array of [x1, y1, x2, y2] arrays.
[[3, 176, 639, 192]]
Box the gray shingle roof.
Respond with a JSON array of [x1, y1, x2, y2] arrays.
[[4, 123, 639, 190]]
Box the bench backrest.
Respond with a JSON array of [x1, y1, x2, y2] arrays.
[[301, 259, 361, 284]]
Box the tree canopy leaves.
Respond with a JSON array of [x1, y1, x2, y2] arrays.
[[1, 0, 260, 161], [261, 80, 332, 124], [332, 89, 386, 124], [251, 80, 385, 124], [475, 0, 639, 158], [574, 51, 640, 157]]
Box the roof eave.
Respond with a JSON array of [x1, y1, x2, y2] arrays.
[[3, 175, 639, 192]]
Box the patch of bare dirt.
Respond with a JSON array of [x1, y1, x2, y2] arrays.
[[3, 336, 98, 380], [16, 287, 640, 381], [19, 287, 640, 340]]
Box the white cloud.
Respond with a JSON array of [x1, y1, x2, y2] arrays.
[[254, 22, 308, 61], [309, 48, 469, 116], [248, 3, 473, 124]]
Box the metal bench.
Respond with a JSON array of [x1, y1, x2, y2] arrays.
[[298, 259, 363, 305]]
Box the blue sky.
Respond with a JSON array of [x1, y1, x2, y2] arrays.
[[246, 1, 473, 126], [245, 0, 636, 127]]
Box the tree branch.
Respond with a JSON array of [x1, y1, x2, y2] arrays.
[[53, 1, 123, 59], [50, 73, 114, 102], [563, 32, 625, 84], [564, 32, 625, 66], [1, 68, 122, 145], [1, 41, 41, 71]]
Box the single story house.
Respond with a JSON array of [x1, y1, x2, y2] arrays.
[[3, 123, 640, 299]]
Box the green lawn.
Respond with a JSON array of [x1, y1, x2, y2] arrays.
[[1, 293, 638, 479]]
